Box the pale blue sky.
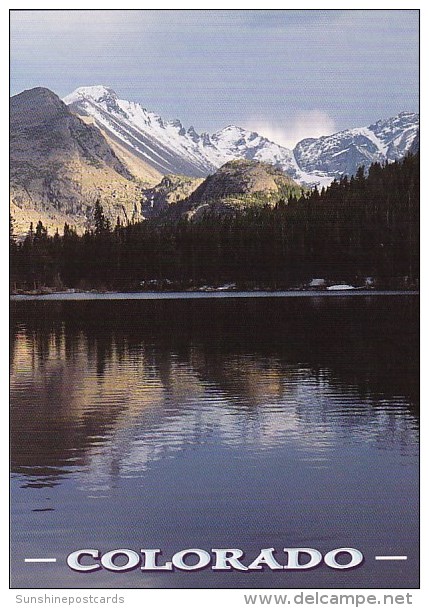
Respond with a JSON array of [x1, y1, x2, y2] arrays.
[[10, 9, 419, 147]]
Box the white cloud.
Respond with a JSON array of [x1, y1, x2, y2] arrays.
[[245, 110, 337, 150]]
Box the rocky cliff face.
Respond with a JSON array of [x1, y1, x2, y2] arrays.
[[140, 175, 204, 218], [10, 88, 158, 236]]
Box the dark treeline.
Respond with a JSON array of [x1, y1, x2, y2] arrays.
[[10, 153, 419, 291]]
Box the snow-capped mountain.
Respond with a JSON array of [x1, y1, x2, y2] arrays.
[[62, 86, 309, 182], [294, 112, 419, 178], [64, 86, 419, 186], [210, 125, 300, 179], [64, 86, 227, 177]]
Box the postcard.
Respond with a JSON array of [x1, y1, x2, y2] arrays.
[[9, 7, 420, 601]]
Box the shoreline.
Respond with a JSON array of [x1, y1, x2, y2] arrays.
[[10, 289, 419, 301]]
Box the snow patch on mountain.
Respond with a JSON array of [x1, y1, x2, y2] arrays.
[[63, 85, 117, 105]]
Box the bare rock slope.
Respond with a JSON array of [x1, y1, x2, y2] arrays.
[[10, 88, 160, 236], [173, 159, 305, 219]]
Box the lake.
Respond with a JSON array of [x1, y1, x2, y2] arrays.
[[10, 295, 419, 588]]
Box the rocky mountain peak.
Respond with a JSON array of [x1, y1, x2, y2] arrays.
[[11, 87, 68, 130], [187, 126, 200, 142], [64, 85, 127, 119], [63, 85, 118, 105], [10, 86, 147, 236]]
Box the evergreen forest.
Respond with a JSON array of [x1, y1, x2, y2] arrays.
[[10, 153, 419, 292]]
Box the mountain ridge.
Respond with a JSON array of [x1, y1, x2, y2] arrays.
[[10, 86, 419, 236], [63, 85, 419, 186]]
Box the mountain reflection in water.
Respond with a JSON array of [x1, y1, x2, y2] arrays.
[[10, 296, 419, 588]]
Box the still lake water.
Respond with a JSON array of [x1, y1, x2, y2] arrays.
[[10, 295, 419, 588]]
